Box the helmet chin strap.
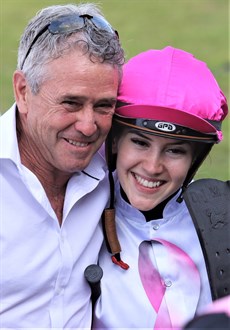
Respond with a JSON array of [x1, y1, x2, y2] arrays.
[[177, 143, 214, 203], [102, 129, 129, 270], [102, 176, 129, 270]]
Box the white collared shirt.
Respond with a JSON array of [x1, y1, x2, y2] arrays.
[[0, 105, 109, 329]]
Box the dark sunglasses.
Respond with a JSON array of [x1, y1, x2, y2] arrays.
[[21, 14, 119, 69]]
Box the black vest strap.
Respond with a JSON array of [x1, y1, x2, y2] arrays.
[[183, 179, 230, 300]]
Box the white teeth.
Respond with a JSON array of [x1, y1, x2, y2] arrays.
[[67, 139, 88, 147], [134, 174, 161, 188]]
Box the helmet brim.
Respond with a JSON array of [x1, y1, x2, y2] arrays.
[[115, 105, 220, 143]]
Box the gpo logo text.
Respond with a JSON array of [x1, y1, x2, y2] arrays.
[[155, 122, 176, 132]]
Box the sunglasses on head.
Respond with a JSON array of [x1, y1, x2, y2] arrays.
[[21, 14, 119, 69]]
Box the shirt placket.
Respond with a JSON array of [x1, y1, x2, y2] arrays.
[[49, 228, 73, 328]]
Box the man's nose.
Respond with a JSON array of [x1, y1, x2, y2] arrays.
[[74, 107, 97, 137]]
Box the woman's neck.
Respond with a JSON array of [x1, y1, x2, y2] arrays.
[[120, 186, 178, 221]]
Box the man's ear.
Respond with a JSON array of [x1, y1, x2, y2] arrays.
[[13, 70, 29, 114]]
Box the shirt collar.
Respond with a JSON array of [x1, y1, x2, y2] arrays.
[[115, 180, 183, 223], [0, 104, 21, 165]]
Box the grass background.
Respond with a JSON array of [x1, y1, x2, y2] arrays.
[[0, 0, 229, 180]]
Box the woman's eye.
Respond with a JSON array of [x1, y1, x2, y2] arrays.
[[131, 138, 148, 147], [168, 148, 186, 154]]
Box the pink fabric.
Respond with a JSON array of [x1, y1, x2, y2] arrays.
[[138, 241, 171, 329], [138, 239, 200, 329], [116, 105, 217, 133], [203, 295, 230, 316], [117, 46, 228, 140], [138, 241, 166, 312]]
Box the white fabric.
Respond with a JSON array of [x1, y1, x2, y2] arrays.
[[93, 181, 212, 329], [0, 105, 109, 329]]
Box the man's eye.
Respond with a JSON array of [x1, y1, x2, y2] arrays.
[[95, 103, 115, 114], [63, 100, 76, 105], [62, 101, 82, 110], [96, 103, 114, 108]]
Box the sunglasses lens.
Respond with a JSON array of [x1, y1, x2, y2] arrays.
[[90, 16, 114, 34], [49, 15, 85, 34], [48, 14, 116, 35]]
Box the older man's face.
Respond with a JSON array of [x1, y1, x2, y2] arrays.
[[16, 51, 119, 176]]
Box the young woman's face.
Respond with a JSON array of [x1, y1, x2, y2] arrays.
[[115, 129, 194, 211]]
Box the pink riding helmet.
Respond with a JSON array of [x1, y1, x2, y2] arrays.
[[115, 46, 228, 143]]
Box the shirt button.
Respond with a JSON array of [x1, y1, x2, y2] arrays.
[[56, 287, 64, 295], [164, 280, 172, 287], [152, 224, 160, 230]]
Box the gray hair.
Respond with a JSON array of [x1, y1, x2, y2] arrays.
[[17, 3, 125, 93]]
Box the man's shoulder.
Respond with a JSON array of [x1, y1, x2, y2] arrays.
[[0, 104, 16, 125], [0, 104, 19, 161]]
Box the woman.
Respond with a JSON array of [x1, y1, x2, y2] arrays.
[[93, 46, 228, 329]]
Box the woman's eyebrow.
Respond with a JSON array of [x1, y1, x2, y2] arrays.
[[128, 130, 192, 146], [167, 141, 189, 146], [128, 129, 152, 140]]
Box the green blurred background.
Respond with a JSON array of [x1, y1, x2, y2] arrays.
[[0, 0, 229, 179]]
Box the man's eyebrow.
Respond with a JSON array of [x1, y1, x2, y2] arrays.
[[59, 95, 117, 103], [57, 95, 83, 103], [95, 97, 117, 104]]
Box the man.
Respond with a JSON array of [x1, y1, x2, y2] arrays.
[[0, 3, 124, 328]]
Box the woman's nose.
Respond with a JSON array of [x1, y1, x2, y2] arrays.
[[143, 153, 164, 174]]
